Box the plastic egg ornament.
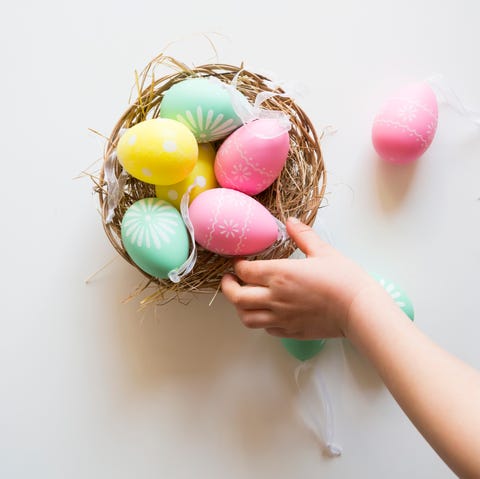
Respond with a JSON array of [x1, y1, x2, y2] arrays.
[[117, 118, 198, 185], [281, 338, 327, 362], [159, 77, 249, 142], [374, 274, 415, 321], [189, 188, 280, 256], [121, 198, 190, 279], [155, 143, 218, 209], [280, 275, 415, 362], [214, 118, 290, 195], [372, 82, 438, 164]]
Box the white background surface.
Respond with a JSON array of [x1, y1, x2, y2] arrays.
[[3, 1, 480, 477]]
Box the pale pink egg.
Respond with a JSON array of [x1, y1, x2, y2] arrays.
[[189, 188, 279, 256], [214, 119, 290, 195], [372, 82, 438, 164]]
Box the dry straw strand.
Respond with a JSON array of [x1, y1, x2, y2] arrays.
[[94, 53, 326, 305]]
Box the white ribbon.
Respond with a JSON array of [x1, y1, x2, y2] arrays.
[[294, 360, 342, 457], [255, 218, 289, 258], [290, 217, 342, 456], [104, 152, 128, 224], [427, 73, 480, 126], [207, 74, 292, 134], [168, 182, 199, 283]]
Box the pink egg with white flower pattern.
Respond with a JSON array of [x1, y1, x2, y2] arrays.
[[372, 82, 438, 164], [214, 119, 290, 195], [189, 188, 280, 256]]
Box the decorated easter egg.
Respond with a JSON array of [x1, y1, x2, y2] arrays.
[[214, 119, 290, 195], [159, 77, 248, 143], [282, 275, 414, 362], [155, 143, 218, 209], [281, 338, 327, 362], [372, 82, 438, 164], [121, 198, 189, 278], [117, 118, 198, 185], [189, 188, 279, 256], [373, 274, 414, 321]]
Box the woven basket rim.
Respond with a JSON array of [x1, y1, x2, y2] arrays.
[[95, 55, 327, 305]]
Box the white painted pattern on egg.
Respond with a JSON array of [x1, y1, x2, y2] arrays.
[[189, 188, 279, 256]]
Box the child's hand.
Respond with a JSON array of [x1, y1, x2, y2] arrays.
[[223, 222, 480, 479], [221, 218, 383, 339]]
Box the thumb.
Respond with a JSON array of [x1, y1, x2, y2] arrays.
[[286, 217, 331, 257]]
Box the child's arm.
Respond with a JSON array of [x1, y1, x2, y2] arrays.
[[349, 283, 480, 479], [221, 218, 480, 479]]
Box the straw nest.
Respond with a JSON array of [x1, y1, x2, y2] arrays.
[[95, 54, 326, 305]]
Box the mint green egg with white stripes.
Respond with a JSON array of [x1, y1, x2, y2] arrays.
[[159, 77, 248, 143], [373, 274, 414, 321], [121, 198, 189, 279]]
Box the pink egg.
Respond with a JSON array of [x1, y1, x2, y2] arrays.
[[214, 119, 290, 195], [372, 82, 438, 164], [189, 188, 280, 256]]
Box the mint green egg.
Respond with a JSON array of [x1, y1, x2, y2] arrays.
[[373, 273, 415, 321], [160, 77, 247, 142], [121, 198, 189, 279], [280, 338, 327, 362], [280, 275, 414, 362]]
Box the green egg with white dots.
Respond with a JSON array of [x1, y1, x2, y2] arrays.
[[159, 77, 249, 142], [121, 198, 189, 279]]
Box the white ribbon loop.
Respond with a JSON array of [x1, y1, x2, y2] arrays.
[[427, 73, 480, 126], [208, 74, 292, 132], [294, 360, 342, 457], [104, 152, 128, 224], [168, 182, 199, 283]]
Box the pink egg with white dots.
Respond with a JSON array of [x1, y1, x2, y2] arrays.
[[372, 82, 438, 164], [189, 188, 280, 256], [214, 118, 290, 195]]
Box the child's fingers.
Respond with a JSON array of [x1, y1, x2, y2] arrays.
[[265, 327, 288, 337], [221, 273, 242, 303], [235, 285, 272, 309], [286, 217, 332, 257], [265, 327, 304, 339], [234, 259, 274, 286], [265, 327, 295, 338], [221, 273, 271, 309], [239, 309, 280, 329]]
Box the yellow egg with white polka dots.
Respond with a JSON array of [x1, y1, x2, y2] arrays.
[[117, 118, 198, 185], [155, 143, 218, 209]]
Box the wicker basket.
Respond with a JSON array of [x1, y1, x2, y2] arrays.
[[95, 54, 326, 304]]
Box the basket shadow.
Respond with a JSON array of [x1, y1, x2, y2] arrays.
[[114, 292, 251, 387], [111, 284, 303, 453], [374, 154, 419, 212]]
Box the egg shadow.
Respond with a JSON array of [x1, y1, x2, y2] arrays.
[[374, 153, 419, 213]]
